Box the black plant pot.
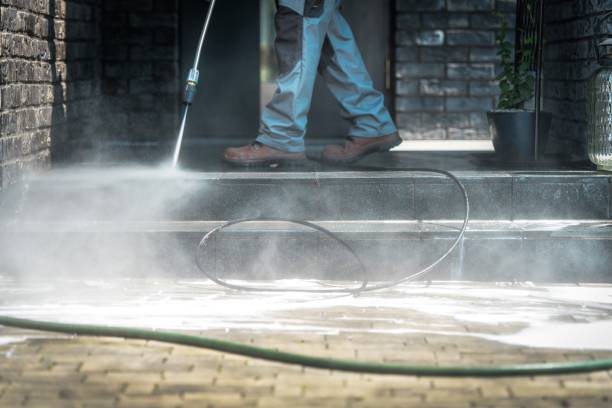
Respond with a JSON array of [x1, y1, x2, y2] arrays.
[[487, 110, 552, 162]]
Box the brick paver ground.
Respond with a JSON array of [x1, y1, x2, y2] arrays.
[[1, 280, 611, 407]]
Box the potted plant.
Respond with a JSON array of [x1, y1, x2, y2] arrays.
[[487, 9, 551, 162]]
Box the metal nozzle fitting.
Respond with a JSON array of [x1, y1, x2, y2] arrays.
[[184, 68, 200, 105]]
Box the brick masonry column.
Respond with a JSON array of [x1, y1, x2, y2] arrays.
[[394, 0, 516, 141], [0, 0, 100, 188]]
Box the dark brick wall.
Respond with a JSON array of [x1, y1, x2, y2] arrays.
[[0, 0, 100, 188], [1, 0, 180, 187], [394, 0, 516, 141], [99, 0, 179, 144], [543, 0, 612, 156]]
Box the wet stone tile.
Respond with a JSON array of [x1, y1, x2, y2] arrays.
[[512, 179, 609, 220], [521, 239, 612, 282], [415, 181, 512, 220], [458, 238, 525, 281], [316, 181, 415, 221]]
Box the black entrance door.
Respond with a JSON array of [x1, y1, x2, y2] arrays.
[[179, 0, 260, 142]]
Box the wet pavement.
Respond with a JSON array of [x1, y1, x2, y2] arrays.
[[66, 143, 596, 173], [1, 277, 611, 407]]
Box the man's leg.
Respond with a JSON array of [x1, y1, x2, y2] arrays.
[[256, 1, 333, 152], [319, 4, 401, 163], [224, 0, 335, 165]]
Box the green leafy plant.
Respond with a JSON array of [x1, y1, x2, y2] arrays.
[[495, 11, 535, 110]]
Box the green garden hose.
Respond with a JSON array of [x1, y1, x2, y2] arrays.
[[1, 315, 611, 378]]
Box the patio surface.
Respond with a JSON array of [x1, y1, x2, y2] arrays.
[[1, 278, 612, 407]]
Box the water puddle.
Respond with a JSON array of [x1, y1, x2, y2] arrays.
[[1, 277, 611, 350]]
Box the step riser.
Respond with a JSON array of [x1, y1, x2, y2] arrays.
[[2, 171, 610, 282], [3, 231, 610, 283], [2, 174, 610, 221]]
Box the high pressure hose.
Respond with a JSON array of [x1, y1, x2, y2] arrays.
[[195, 167, 469, 294]]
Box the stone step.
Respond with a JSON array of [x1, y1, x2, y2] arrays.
[[0, 169, 610, 221], [2, 220, 611, 283]]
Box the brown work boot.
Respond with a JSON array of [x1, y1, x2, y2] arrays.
[[224, 141, 307, 166], [322, 132, 402, 164]]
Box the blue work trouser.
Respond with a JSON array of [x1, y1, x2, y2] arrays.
[[257, 0, 397, 153]]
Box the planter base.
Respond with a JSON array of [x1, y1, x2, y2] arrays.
[[487, 111, 552, 162]]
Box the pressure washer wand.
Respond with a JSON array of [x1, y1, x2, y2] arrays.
[[172, 0, 218, 169]]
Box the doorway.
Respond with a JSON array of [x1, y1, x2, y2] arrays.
[[180, 0, 393, 144]]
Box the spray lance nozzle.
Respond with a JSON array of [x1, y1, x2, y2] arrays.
[[184, 68, 200, 105], [172, 0, 218, 169]]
